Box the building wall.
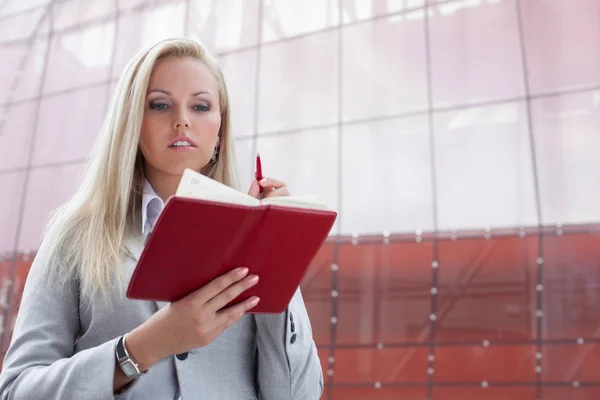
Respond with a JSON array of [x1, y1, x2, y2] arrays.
[[1, 0, 600, 399]]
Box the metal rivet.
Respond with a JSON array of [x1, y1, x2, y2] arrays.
[[537, 257, 544, 265], [536, 284, 543, 291], [481, 381, 488, 388], [536, 310, 543, 318], [331, 290, 338, 298], [383, 230, 390, 238], [536, 366, 542, 373], [383, 237, 390, 244], [577, 338, 585, 345], [536, 352, 543, 360], [432, 261, 439, 269], [431, 287, 438, 295], [328, 356, 335, 364], [330, 316, 337, 324], [327, 369, 334, 376], [519, 230, 526, 238], [573, 381, 580, 388], [427, 367, 434, 375], [416, 236, 422, 243], [429, 313, 437, 321], [331, 263, 339, 271], [482, 340, 490, 347], [376, 343, 384, 350], [428, 354, 435, 362], [374, 381, 381, 389]]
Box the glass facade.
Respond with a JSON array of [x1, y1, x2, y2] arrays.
[[1, 0, 599, 398]]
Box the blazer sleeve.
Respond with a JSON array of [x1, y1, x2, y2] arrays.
[[0, 248, 126, 400], [254, 287, 324, 400]]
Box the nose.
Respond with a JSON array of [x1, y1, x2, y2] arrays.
[[174, 109, 191, 129]]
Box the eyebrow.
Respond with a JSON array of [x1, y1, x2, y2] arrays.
[[147, 88, 211, 97]]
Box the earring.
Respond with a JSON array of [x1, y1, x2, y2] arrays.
[[211, 140, 219, 162]]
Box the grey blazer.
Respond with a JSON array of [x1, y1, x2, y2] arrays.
[[0, 233, 323, 399]]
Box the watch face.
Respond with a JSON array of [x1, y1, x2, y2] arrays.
[[121, 361, 139, 377]]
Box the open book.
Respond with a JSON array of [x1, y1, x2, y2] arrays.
[[127, 168, 337, 314], [175, 168, 330, 210]]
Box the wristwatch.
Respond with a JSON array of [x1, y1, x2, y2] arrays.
[[115, 334, 146, 379]]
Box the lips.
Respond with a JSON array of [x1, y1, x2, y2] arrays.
[[169, 136, 197, 148]]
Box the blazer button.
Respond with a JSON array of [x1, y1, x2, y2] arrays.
[[290, 333, 297, 344], [290, 321, 296, 333], [289, 312, 294, 322], [176, 352, 188, 361]]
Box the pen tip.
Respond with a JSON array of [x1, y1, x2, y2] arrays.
[[256, 152, 260, 157]]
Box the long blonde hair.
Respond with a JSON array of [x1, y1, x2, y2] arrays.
[[37, 38, 238, 301]]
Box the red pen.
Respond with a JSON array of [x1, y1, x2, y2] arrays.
[[255, 153, 264, 194]]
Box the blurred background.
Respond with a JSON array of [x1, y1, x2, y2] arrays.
[[1, 0, 600, 399]]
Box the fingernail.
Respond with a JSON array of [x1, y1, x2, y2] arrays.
[[250, 296, 260, 306], [248, 274, 259, 284], [237, 267, 249, 277], [259, 178, 267, 184]]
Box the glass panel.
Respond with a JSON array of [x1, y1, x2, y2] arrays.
[[0, 0, 50, 17], [428, 0, 525, 108], [331, 387, 427, 400], [435, 345, 537, 382], [258, 30, 338, 133], [436, 236, 538, 343], [232, 137, 255, 192], [341, 116, 433, 235], [333, 347, 429, 383], [117, 0, 149, 11], [521, 0, 600, 95], [42, 22, 115, 94], [432, 387, 536, 400], [0, 44, 27, 105], [188, 0, 259, 53], [0, 171, 26, 254], [542, 387, 600, 400], [51, 0, 116, 31], [341, 12, 428, 122], [301, 242, 335, 346], [433, 102, 538, 231], [3, 25, 50, 103], [340, 0, 426, 24], [543, 344, 600, 382], [0, 8, 45, 44], [261, 0, 339, 42], [337, 242, 433, 345], [218, 50, 257, 138], [112, 2, 186, 80], [0, 100, 38, 170], [31, 85, 108, 165], [531, 91, 600, 225], [17, 163, 85, 252], [255, 127, 339, 218], [543, 234, 600, 340]]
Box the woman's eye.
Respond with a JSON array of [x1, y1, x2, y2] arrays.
[[150, 102, 169, 111], [193, 104, 210, 112]]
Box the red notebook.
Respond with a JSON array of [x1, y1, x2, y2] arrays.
[[126, 169, 337, 314]]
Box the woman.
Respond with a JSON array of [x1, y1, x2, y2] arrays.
[[0, 38, 323, 399]]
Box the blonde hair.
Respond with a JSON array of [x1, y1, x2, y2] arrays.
[[37, 38, 238, 301]]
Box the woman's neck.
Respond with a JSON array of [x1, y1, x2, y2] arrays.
[[144, 167, 181, 203]]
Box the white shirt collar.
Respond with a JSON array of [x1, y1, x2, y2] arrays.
[[142, 179, 165, 234]]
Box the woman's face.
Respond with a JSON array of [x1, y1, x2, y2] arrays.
[[139, 56, 221, 182]]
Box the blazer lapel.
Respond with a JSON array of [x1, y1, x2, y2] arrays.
[[124, 233, 170, 311]]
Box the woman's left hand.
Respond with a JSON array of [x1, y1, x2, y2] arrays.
[[248, 175, 290, 199]]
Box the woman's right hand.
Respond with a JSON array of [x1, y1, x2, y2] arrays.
[[125, 267, 260, 370]]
